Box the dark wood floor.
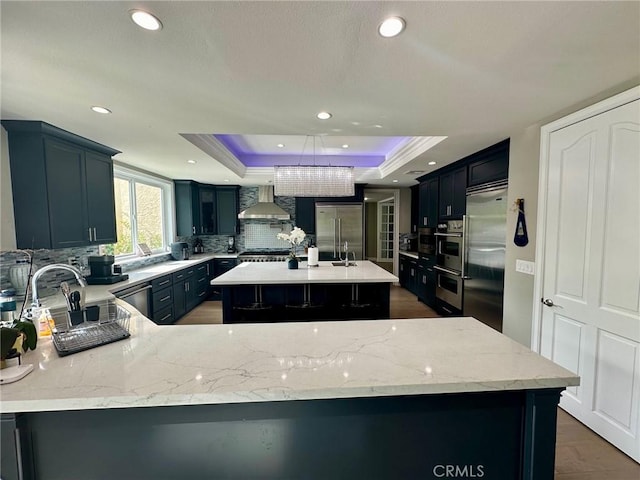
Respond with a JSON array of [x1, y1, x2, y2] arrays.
[[178, 285, 640, 478]]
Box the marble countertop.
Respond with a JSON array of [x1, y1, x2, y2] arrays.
[[211, 260, 399, 285], [0, 314, 579, 413], [37, 253, 235, 309]]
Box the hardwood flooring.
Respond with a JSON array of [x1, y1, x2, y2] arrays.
[[176, 286, 640, 478]]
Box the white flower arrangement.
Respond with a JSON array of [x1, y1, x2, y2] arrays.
[[277, 227, 306, 259]]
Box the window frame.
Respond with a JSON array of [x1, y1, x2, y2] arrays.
[[112, 165, 175, 259]]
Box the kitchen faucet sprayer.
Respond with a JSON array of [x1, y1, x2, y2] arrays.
[[30, 264, 87, 308]]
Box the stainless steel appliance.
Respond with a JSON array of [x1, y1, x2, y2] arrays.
[[417, 228, 435, 255], [434, 221, 465, 312], [463, 181, 508, 331], [435, 221, 464, 272], [114, 282, 152, 317], [238, 250, 290, 262], [227, 236, 236, 253], [86, 255, 129, 285], [315, 203, 364, 261]]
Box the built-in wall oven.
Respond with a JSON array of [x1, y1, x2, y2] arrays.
[[434, 220, 465, 312]]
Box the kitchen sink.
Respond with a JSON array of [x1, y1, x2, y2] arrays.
[[331, 262, 357, 267]]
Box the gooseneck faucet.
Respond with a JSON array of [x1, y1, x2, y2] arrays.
[[31, 264, 87, 307]]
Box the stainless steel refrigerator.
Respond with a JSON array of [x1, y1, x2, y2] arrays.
[[463, 182, 508, 332], [315, 203, 364, 261]]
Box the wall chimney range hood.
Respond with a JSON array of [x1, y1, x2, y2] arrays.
[[237, 186, 291, 220]]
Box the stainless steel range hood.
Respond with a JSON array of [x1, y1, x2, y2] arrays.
[[237, 186, 291, 220]]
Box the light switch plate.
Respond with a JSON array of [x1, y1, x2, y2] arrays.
[[516, 259, 535, 275]]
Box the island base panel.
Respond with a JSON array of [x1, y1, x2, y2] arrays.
[[4, 388, 562, 480], [222, 283, 391, 323]]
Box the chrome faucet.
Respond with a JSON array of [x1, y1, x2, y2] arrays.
[[340, 241, 350, 266], [31, 264, 87, 307]]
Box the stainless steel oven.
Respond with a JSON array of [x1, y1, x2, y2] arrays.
[[434, 219, 466, 312], [435, 220, 464, 272], [418, 227, 435, 255], [434, 266, 463, 311]]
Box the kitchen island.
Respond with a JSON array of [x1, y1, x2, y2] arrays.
[[210, 260, 399, 323], [0, 310, 578, 480]]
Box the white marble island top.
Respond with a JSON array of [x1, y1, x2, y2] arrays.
[[211, 260, 399, 285], [0, 313, 579, 413]]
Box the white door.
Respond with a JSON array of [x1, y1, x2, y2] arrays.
[[536, 93, 640, 462], [377, 199, 394, 262]]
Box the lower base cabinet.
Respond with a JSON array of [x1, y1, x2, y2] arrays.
[[148, 259, 228, 325]]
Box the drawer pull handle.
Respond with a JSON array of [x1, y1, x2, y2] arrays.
[[160, 295, 171, 302], [158, 280, 170, 286], [198, 291, 206, 297], [160, 313, 172, 322]]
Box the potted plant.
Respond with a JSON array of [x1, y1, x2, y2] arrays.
[[277, 227, 306, 270], [1, 319, 37, 368]]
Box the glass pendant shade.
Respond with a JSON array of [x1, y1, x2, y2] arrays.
[[274, 166, 355, 197]]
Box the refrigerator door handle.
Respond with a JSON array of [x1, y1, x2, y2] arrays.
[[461, 214, 468, 278], [333, 218, 337, 257]]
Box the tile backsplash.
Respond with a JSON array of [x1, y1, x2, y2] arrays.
[[0, 186, 310, 301]]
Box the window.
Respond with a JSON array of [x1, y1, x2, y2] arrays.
[[104, 166, 174, 257]]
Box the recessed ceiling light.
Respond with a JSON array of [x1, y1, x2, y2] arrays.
[[129, 9, 163, 31], [342, 144, 349, 149], [428, 161, 437, 166], [392, 179, 399, 183], [91, 106, 111, 114], [187, 160, 197, 164], [277, 143, 285, 148], [364, 197, 369, 201], [317, 111, 332, 120], [379, 17, 406, 38], [224, 179, 230, 182]]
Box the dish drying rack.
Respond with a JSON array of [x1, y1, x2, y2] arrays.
[[51, 304, 131, 356]]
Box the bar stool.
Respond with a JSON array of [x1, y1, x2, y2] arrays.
[[233, 285, 273, 323], [285, 284, 325, 321], [342, 284, 377, 320]]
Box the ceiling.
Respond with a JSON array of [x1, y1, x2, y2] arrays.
[[1, 1, 639, 188]]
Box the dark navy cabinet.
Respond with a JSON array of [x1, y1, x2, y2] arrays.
[[175, 182, 239, 236], [410, 185, 419, 233], [2, 120, 120, 249], [199, 186, 217, 234], [418, 177, 439, 228], [295, 197, 316, 234], [467, 140, 510, 187], [216, 186, 240, 235], [438, 166, 466, 220]]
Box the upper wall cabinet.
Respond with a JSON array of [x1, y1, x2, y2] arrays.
[[2, 120, 120, 249], [467, 140, 510, 187], [175, 181, 239, 236], [419, 177, 439, 228], [438, 166, 466, 220], [216, 186, 240, 235]]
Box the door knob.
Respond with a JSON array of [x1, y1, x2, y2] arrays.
[[542, 298, 557, 307]]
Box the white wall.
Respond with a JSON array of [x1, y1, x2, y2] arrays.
[[0, 127, 17, 250], [399, 187, 411, 234], [502, 80, 639, 347]]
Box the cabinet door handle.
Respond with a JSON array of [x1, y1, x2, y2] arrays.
[[88, 227, 93, 241], [160, 295, 171, 302], [192, 226, 196, 234], [93, 227, 97, 240], [423, 216, 427, 225]]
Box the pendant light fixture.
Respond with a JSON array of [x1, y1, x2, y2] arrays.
[[274, 136, 355, 197]]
